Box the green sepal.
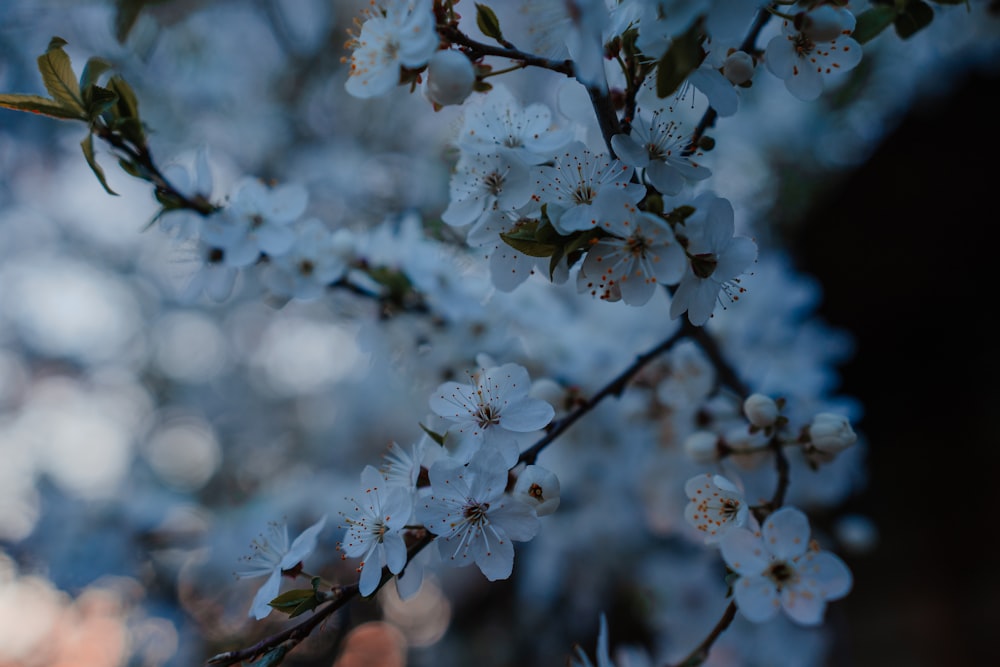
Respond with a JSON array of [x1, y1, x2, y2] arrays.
[[852, 6, 898, 43], [655, 22, 705, 99], [894, 0, 934, 39], [0, 93, 87, 120], [86, 85, 119, 119], [419, 422, 448, 447], [81, 133, 119, 195], [475, 3, 504, 43], [118, 157, 146, 180], [37, 37, 86, 115]]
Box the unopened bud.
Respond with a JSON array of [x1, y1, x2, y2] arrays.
[[425, 49, 476, 107], [743, 393, 778, 428], [808, 412, 857, 454], [722, 50, 755, 85], [513, 465, 560, 516]]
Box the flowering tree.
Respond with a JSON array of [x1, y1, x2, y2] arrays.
[[0, 1, 993, 665]]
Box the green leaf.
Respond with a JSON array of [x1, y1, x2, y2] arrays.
[[37, 37, 86, 114], [0, 93, 89, 120], [80, 57, 112, 93], [655, 22, 705, 99], [268, 589, 316, 612], [81, 133, 119, 195], [475, 3, 504, 42], [500, 231, 559, 258], [86, 85, 119, 118], [107, 75, 140, 119], [894, 0, 934, 39], [852, 6, 898, 43], [419, 423, 447, 447]]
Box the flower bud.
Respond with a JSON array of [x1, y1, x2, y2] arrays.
[[796, 6, 856, 43], [513, 465, 560, 516], [684, 431, 719, 463], [808, 412, 857, 454], [722, 50, 755, 85], [743, 393, 778, 428], [425, 49, 475, 107]]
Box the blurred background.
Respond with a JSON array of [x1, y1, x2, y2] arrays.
[[1, 1, 998, 665]]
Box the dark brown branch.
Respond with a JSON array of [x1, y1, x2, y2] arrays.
[[519, 321, 692, 466], [206, 532, 434, 666], [437, 25, 575, 77], [92, 123, 218, 217], [667, 601, 738, 667]]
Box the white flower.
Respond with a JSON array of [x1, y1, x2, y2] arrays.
[[670, 196, 757, 326], [425, 49, 476, 107], [808, 412, 857, 455], [338, 466, 413, 597], [512, 464, 561, 516], [344, 0, 439, 98], [683, 473, 749, 543], [535, 142, 646, 234], [577, 206, 686, 306], [441, 151, 534, 228], [416, 449, 539, 580], [236, 516, 326, 620], [457, 84, 573, 164], [720, 507, 852, 625], [261, 220, 352, 301], [611, 111, 711, 195], [429, 362, 555, 466], [765, 16, 862, 101], [381, 435, 443, 491], [203, 177, 308, 267], [159, 147, 215, 240]]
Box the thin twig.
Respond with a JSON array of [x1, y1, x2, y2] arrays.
[[205, 533, 434, 667]]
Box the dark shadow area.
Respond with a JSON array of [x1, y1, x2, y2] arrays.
[[789, 66, 1000, 666]]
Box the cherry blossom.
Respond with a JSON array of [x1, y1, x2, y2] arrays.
[[344, 0, 439, 99], [535, 142, 645, 234], [338, 466, 413, 597], [670, 196, 757, 325], [683, 473, 749, 543], [611, 110, 711, 195], [720, 507, 852, 625], [236, 516, 326, 620], [765, 13, 862, 101], [457, 84, 573, 164], [577, 207, 686, 305], [416, 449, 539, 581], [429, 362, 555, 465]]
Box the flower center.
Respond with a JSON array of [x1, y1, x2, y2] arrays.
[[484, 171, 505, 195], [475, 403, 501, 428], [573, 184, 596, 205], [766, 561, 798, 588], [793, 33, 815, 57], [463, 501, 490, 525], [298, 259, 315, 276]]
